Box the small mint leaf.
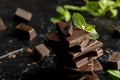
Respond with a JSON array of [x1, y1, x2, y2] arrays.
[[84, 25, 95, 32], [107, 70, 120, 79], [50, 17, 62, 24], [72, 13, 86, 29], [56, 6, 65, 15], [89, 28, 99, 40], [64, 10, 71, 22]]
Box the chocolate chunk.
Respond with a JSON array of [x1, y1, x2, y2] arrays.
[[66, 40, 103, 59], [0, 18, 6, 30], [107, 52, 120, 70], [73, 50, 103, 68], [76, 59, 103, 73], [56, 22, 90, 48], [15, 23, 37, 41], [47, 32, 61, 42], [14, 8, 32, 21], [73, 40, 103, 59], [64, 22, 73, 36], [84, 74, 99, 80], [34, 43, 50, 60]]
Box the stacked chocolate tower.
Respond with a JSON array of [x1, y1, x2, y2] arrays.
[[45, 21, 104, 80]]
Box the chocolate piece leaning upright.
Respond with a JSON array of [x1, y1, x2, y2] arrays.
[[14, 7, 32, 21], [56, 22, 90, 48], [15, 23, 37, 41], [107, 52, 120, 70]]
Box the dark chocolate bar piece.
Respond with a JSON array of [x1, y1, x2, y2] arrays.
[[0, 18, 6, 30], [14, 8, 32, 21], [64, 22, 73, 36], [107, 52, 120, 70], [47, 32, 61, 42], [74, 49, 103, 68], [67, 40, 103, 59], [56, 22, 90, 48], [76, 59, 103, 73], [84, 74, 99, 80], [34, 43, 50, 60], [15, 23, 37, 41]]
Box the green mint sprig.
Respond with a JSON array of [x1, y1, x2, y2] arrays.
[[107, 70, 120, 80], [50, 6, 71, 24], [72, 13, 99, 40], [64, 0, 120, 18]]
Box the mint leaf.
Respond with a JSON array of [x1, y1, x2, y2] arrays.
[[50, 16, 64, 24], [56, 6, 65, 15], [107, 70, 120, 80], [84, 25, 95, 32], [89, 28, 99, 40], [64, 9, 71, 22], [72, 13, 86, 29]]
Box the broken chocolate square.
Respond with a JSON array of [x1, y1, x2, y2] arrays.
[[0, 18, 6, 30], [14, 7, 32, 21], [34, 43, 50, 60], [15, 23, 37, 41], [56, 22, 90, 48], [107, 52, 120, 70]]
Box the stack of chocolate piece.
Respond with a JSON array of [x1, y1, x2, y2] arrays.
[[45, 22, 104, 80]]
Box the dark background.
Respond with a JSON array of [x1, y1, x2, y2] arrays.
[[0, 0, 120, 80]]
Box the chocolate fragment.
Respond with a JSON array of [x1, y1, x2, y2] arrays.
[[84, 74, 99, 80], [56, 22, 90, 48], [15, 23, 37, 41], [64, 22, 73, 36], [76, 59, 103, 73], [0, 18, 6, 30], [107, 52, 120, 70], [14, 8, 32, 21], [34, 43, 50, 60]]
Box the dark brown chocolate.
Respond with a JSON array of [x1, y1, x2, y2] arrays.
[[84, 74, 99, 80], [64, 22, 73, 36], [56, 22, 90, 48], [15, 23, 37, 41], [34, 43, 50, 60], [76, 59, 103, 73], [74, 49, 103, 68], [0, 18, 6, 30], [14, 8, 32, 21], [73, 40, 103, 59], [107, 52, 120, 70], [66, 40, 103, 59]]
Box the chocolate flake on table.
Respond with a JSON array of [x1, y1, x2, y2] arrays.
[[0, 18, 6, 30], [34, 43, 50, 60], [14, 7, 32, 22], [107, 52, 120, 70], [15, 23, 37, 41]]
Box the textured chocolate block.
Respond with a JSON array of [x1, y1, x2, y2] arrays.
[[0, 18, 6, 30], [57, 22, 90, 48], [107, 52, 120, 70], [67, 40, 103, 59], [76, 59, 103, 73], [34, 43, 50, 60], [74, 40, 103, 59], [15, 23, 37, 41], [15, 8, 32, 21]]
